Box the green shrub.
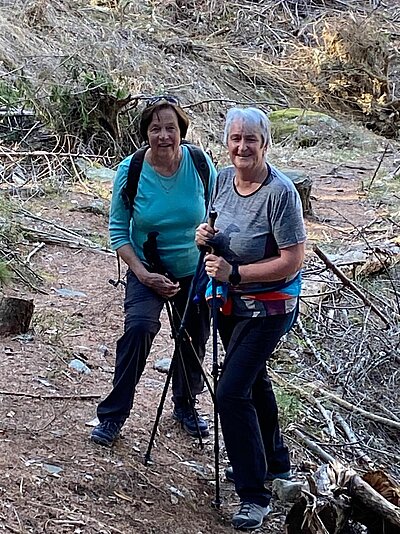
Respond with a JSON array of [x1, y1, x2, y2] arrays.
[[0, 261, 11, 286]]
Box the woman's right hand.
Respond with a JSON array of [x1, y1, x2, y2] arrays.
[[138, 271, 180, 299], [195, 222, 216, 248]]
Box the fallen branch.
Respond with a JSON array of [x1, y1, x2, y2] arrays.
[[269, 369, 400, 432], [25, 242, 45, 263], [334, 412, 374, 467], [182, 97, 285, 108], [349, 474, 400, 529], [296, 319, 332, 374], [313, 398, 336, 439], [313, 245, 391, 327], [0, 390, 101, 400], [292, 428, 337, 464]]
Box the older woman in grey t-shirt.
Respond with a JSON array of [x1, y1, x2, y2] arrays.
[[196, 107, 306, 531]]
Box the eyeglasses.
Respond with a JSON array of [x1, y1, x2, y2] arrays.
[[146, 95, 181, 107]]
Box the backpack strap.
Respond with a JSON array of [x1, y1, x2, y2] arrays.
[[121, 145, 149, 212], [182, 142, 210, 207]]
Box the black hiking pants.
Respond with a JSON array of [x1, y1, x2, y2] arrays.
[[97, 270, 210, 424], [216, 309, 296, 507]]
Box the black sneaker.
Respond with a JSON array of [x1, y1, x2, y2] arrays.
[[172, 406, 209, 437], [232, 502, 271, 530], [91, 420, 124, 447], [225, 465, 290, 483]]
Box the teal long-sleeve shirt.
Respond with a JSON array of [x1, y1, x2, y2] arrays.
[[109, 145, 217, 279]]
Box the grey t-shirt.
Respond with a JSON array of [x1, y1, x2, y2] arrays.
[[209, 164, 306, 317]]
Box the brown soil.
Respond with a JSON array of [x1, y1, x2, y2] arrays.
[[0, 146, 399, 533]]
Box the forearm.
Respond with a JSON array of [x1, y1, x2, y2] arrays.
[[239, 255, 301, 284], [205, 243, 305, 284], [116, 244, 149, 281]]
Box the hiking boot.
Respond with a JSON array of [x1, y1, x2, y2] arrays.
[[172, 406, 209, 437], [225, 466, 291, 483], [91, 420, 124, 447], [232, 502, 271, 530]]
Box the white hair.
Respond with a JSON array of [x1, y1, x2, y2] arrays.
[[223, 107, 272, 148]]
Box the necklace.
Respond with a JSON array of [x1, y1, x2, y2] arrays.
[[156, 173, 179, 193]]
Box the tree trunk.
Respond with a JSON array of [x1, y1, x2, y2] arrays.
[[282, 169, 314, 218], [0, 296, 34, 336]]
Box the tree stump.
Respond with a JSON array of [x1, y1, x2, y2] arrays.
[[0, 296, 34, 336], [282, 169, 314, 218]]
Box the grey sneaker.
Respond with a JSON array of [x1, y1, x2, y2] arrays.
[[91, 420, 124, 447], [232, 502, 271, 530], [225, 465, 291, 483]]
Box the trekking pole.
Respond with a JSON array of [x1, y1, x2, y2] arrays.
[[195, 211, 222, 507], [143, 223, 217, 465], [211, 269, 222, 508], [144, 299, 184, 464]]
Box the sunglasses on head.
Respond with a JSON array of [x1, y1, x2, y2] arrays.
[[146, 95, 181, 107]]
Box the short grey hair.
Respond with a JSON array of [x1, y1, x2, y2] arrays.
[[223, 107, 272, 148]]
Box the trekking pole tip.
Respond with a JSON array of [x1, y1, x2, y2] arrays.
[[211, 497, 222, 509], [143, 453, 154, 466]]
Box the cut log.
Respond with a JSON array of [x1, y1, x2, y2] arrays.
[[350, 474, 400, 533], [0, 296, 34, 335], [281, 169, 314, 218]]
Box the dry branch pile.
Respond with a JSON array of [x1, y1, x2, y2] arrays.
[[273, 239, 400, 532]]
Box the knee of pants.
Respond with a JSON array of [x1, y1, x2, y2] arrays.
[[124, 318, 161, 337], [216, 379, 246, 414]]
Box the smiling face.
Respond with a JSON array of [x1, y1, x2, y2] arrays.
[[147, 106, 181, 159], [227, 119, 267, 175]]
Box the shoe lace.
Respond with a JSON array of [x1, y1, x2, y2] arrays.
[[185, 407, 200, 421], [238, 503, 254, 516], [102, 421, 122, 432]]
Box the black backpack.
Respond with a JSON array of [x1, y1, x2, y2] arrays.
[[122, 141, 211, 213]]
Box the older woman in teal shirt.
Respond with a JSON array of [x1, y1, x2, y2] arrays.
[[91, 97, 216, 447]]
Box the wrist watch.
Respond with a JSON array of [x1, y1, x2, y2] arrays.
[[229, 263, 241, 286]]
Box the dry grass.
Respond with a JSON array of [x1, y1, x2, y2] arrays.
[[1, 0, 399, 157]]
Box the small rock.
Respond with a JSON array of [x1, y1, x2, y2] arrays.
[[99, 344, 109, 357], [153, 358, 171, 373], [42, 463, 63, 476], [54, 288, 87, 298], [180, 460, 207, 476], [272, 478, 307, 502], [169, 486, 185, 498], [69, 358, 91, 375], [85, 416, 100, 427]]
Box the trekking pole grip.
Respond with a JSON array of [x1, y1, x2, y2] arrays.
[[208, 211, 217, 230], [199, 211, 217, 255]]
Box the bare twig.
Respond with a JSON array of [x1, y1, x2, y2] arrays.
[[334, 413, 374, 467], [269, 369, 400, 432], [182, 97, 285, 108], [366, 143, 389, 191], [313, 245, 391, 327], [296, 318, 333, 373]]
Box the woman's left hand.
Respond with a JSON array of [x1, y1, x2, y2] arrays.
[[204, 253, 232, 283]]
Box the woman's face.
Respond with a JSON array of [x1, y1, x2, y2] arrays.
[[147, 107, 181, 158], [227, 119, 267, 173]]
